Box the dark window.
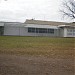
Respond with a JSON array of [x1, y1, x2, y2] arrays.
[[73, 29, 75, 32], [28, 28, 35, 33], [39, 28, 47, 33], [67, 33, 72, 35], [28, 27, 54, 34], [28, 28, 31, 32], [0, 26, 4, 35], [39, 28, 43, 33], [36, 28, 39, 33], [31, 28, 35, 33], [73, 33, 75, 35], [48, 29, 54, 33]]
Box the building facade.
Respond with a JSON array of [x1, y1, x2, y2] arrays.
[[0, 19, 75, 37]]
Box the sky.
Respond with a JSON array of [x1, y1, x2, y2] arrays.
[[0, 0, 71, 22]]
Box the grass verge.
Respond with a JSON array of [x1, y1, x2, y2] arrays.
[[0, 36, 74, 58]]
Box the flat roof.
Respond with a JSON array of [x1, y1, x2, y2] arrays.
[[58, 25, 75, 28], [25, 19, 66, 26], [24, 24, 58, 29]]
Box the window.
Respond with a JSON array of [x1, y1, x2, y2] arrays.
[[36, 28, 39, 33], [31, 28, 35, 33], [67, 33, 72, 35], [67, 29, 73, 32], [48, 29, 54, 33], [67, 29, 75, 36], [28, 27, 54, 34], [73, 33, 75, 35], [38, 28, 47, 33], [28, 28, 31, 32], [28, 28, 35, 33], [0, 26, 4, 35], [73, 29, 75, 32]]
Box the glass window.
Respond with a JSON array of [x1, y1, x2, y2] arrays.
[[43, 28, 47, 33], [28, 28, 31, 32], [28, 27, 54, 34], [39, 28, 42, 33], [0, 26, 4, 35], [70, 29, 72, 32], [73, 33, 75, 35], [67, 33, 72, 35], [39, 28, 47, 33], [48, 29, 54, 33], [31, 28, 35, 33], [36, 28, 39, 33], [73, 29, 75, 32], [67, 29, 73, 32], [28, 28, 35, 33]]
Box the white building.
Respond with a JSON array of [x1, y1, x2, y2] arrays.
[[0, 19, 75, 37]]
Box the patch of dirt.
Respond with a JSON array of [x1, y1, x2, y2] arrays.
[[0, 54, 74, 75]]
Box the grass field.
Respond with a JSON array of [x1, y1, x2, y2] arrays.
[[0, 36, 74, 75], [0, 36, 75, 58]]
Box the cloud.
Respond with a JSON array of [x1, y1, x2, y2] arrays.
[[0, 0, 64, 22]]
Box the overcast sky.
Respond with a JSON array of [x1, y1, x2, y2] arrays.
[[0, 0, 71, 22]]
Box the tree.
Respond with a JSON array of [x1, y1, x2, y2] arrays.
[[60, 0, 75, 19]]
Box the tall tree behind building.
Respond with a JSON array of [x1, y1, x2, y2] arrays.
[[60, 0, 75, 20]]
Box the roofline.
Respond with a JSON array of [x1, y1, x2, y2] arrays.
[[0, 21, 22, 23], [25, 19, 66, 26], [58, 25, 75, 28], [25, 19, 67, 23]]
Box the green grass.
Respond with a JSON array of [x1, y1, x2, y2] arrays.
[[0, 36, 75, 58]]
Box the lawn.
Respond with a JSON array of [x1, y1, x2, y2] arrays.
[[0, 36, 74, 58]]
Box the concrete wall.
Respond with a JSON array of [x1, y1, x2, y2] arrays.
[[0, 22, 4, 26], [4, 25, 59, 37], [63, 28, 67, 37], [4, 26, 20, 36], [59, 28, 64, 37]]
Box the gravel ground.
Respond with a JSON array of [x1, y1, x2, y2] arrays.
[[0, 54, 74, 75]]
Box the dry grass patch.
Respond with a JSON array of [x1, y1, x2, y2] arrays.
[[0, 36, 74, 58]]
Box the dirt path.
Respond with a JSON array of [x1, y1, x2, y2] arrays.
[[0, 54, 74, 75]]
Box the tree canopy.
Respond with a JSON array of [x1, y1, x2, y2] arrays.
[[61, 0, 75, 20]]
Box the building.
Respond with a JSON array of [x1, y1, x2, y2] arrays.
[[0, 22, 4, 36], [0, 19, 75, 37]]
